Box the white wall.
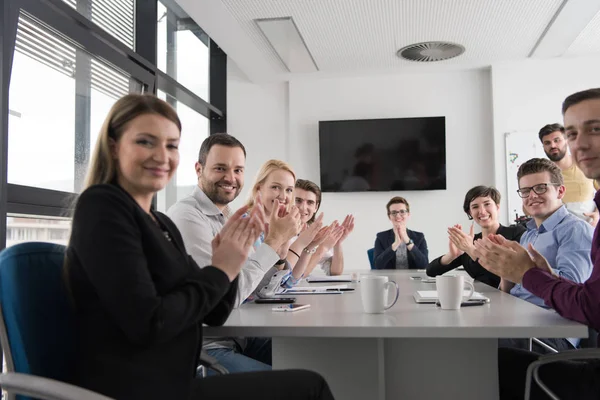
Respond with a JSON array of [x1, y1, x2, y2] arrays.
[[227, 60, 290, 210], [287, 70, 494, 270], [491, 56, 600, 224]]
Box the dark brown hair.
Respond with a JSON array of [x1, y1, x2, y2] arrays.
[[517, 158, 564, 186], [538, 123, 564, 142], [197, 133, 246, 166], [463, 186, 501, 220], [562, 88, 600, 115]]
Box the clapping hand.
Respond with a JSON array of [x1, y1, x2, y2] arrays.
[[447, 223, 475, 257], [212, 205, 265, 281]]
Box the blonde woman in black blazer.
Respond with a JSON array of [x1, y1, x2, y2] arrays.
[[64, 94, 333, 400]]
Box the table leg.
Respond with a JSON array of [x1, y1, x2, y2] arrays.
[[272, 337, 499, 400]]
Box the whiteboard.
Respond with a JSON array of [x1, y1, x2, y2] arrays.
[[505, 132, 546, 222]]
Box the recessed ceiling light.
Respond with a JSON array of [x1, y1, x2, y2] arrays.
[[256, 17, 318, 73], [397, 41, 465, 62]]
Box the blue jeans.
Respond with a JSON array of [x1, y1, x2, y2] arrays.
[[205, 337, 272, 375]]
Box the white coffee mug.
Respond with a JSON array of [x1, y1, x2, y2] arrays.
[[436, 275, 474, 310], [361, 276, 400, 313]]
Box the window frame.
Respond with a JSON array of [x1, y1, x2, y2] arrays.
[[0, 0, 227, 249]]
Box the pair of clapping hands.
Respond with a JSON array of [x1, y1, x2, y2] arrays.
[[287, 213, 355, 258], [447, 224, 553, 284]]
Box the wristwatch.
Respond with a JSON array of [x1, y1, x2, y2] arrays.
[[304, 246, 318, 254], [405, 239, 414, 246]]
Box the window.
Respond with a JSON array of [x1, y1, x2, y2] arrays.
[[157, 0, 209, 100], [62, 0, 135, 50], [6, 215, 71, 248], [8, 13, 141, 193], [155, 91, 209, 212]]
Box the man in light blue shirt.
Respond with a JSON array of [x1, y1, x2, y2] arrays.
[[500, 158, 593, 352]]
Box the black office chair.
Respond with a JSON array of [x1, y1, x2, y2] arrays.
[[525, 328, 600, 400]]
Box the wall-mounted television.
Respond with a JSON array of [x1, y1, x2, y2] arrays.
[[319, 117, 446, 192]]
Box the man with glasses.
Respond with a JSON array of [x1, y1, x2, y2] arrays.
[[499, 158, 593, 353], [539, 123, 599, 226]]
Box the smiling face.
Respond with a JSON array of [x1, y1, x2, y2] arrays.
[[257, 169, 296, 217], [542, 130, 568, 162], [196, 144, 245, 208], [112, 113, 180, 201], [519, 171, 565, 221], [388, 202, 410, 227], [468, 196, 499, 229], [564, 98, 600, 181], [295, 188, 319, 224]]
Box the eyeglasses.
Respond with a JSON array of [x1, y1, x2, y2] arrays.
[[516, 183, 560, 198], [388, 210, 408, 217]]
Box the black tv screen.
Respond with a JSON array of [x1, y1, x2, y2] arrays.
[[319, 117, 446, 192]]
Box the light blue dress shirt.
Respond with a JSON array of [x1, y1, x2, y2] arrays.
[[512, 205, 594, 307]]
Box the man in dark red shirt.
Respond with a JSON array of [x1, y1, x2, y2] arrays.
[[474, 88, 600, 399]]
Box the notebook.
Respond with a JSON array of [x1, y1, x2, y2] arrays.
[[413, 290, 490, 304]]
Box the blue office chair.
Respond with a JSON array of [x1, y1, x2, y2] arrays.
[[0, 242, 102, 400], [367, 248, 375, 269]]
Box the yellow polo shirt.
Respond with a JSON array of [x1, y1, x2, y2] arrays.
[[561, 162, 599, 203]]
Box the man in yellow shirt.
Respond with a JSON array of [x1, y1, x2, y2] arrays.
[[539, 123, 599, 226]]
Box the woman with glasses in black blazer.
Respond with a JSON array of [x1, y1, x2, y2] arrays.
[[373, 196, 429, 270]]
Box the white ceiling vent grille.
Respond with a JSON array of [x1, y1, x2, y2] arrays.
[[397, 41, 465, 62]]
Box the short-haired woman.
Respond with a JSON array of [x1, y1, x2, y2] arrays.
[[426, 185, 526, 287], [373, 197, 429, 269]]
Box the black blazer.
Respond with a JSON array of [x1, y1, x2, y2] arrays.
[[426, 224, 526, 287], [373, 229, 429, 270], [66, 184, 238, 400]]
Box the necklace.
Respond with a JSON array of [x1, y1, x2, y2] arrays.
[[149, 213, 172, 242]]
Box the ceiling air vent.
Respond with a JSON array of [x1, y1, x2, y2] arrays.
[[397, 41, 465, 62]]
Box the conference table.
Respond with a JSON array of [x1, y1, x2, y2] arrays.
[[204, 270, 587, 400]]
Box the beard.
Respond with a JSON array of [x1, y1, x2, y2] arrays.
[[201, 176, 241, 206], [545, 148, 566, 162]]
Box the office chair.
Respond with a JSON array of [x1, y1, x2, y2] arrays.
[[0, 242, 226, 398], [367, 248, 375, 269], [524, 348, 600, 400], [0, 242, 79, 400], [530, 327, 599, 353], [0, 372, 113, 400], [525, 328, 600, 400]]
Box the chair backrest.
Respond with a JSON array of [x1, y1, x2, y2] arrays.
[[367, 248, 375, 269], [0, 243, 76, 389]]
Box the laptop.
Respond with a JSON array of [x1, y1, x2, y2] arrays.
[[413, 290, 491, 304]]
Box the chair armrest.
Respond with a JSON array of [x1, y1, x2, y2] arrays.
[[198, 351, 229, 375], [531, 338, 559, 354], [525, 349, 600, 400], [0, 372, 114, 400]]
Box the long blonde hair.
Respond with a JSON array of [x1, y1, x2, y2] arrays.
[[246, 159, 296, 209], [83, 94, 181, 191]]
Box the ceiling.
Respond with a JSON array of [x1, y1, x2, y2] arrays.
[[176, 0, 600, 83]]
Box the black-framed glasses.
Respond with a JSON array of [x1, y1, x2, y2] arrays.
[[516, 183, 560, 198], [389, 210, 409, 217]]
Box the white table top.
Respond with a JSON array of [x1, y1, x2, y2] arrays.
[[204, 270, 588, 339]]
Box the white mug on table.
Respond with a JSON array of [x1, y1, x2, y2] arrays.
[[361, 276, 400, 313], [436, 275, 474, 310]]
